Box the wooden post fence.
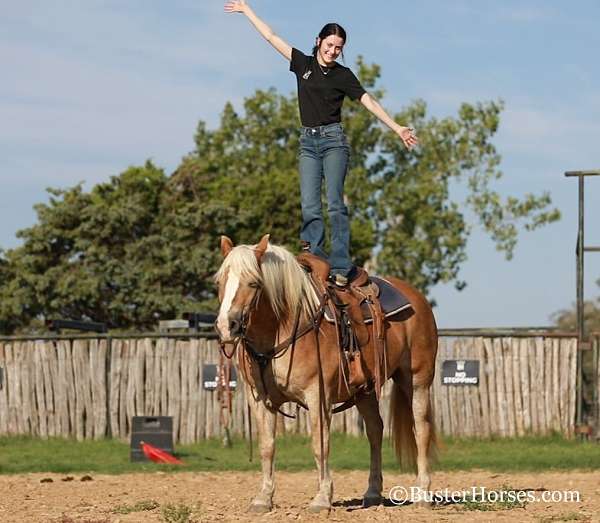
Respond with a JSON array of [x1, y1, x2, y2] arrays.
[[0, 333, 584, 441]]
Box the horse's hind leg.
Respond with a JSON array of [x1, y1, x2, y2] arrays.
[[355, 391, 383, 507], [245, 384, 277, 513], [412, 380, 436, 496]]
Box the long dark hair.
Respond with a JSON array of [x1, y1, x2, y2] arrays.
[[312, 23, 346, 61]]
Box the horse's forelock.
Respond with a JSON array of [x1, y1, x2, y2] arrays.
[[214, 245, 261, 284], [214, 243, 318, 324]]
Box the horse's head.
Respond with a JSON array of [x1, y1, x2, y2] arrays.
[[214, 234, 270, 343]]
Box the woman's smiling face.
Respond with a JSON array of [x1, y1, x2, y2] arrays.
[[317, 34, 345, 65]]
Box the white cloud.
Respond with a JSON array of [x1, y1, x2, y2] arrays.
[[447, 2, 559, 23], [496, 5, 559, 23], [497, 98, 600, 166], [409, 83, 600, 172], [0, 41, 238, 176], [2, 1, 282, 79], [0, 2, 285, 186]]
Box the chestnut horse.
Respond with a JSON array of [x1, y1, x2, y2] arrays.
[[214, 234, 438, 513]]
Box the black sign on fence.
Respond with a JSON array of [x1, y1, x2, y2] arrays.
[[202, 364, 237, 390], [441, 360, 479, 385]]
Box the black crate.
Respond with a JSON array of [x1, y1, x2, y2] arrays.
[[130, 416, 174, 462]]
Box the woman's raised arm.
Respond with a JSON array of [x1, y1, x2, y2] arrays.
[[224, 1, 292, 61], [359, 92, 419, 149]]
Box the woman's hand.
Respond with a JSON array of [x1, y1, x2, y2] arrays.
[[359, 94, 419, 149], [398, 126, 418, 149], [224, 0, 247, 14], [223, 0, 291, 60]]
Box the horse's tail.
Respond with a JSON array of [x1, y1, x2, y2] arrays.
[[389, 381, 438, 472]]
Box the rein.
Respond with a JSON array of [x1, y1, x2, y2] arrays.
[[218, 290, 329, 418]]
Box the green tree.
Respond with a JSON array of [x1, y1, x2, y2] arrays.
[[0, 162, 241, 331], [172, 90, 302, 251], [551, 278, 600, 333], [0, 61, 560, 333], [0, 250, 19, 333]]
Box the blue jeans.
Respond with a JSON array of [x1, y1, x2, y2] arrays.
[[298, 123, 352, 277]]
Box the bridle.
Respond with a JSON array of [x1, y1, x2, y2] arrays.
[[215, 276, 329, 411], [216, 271, 329, 354], [214, 283, 263, 359]]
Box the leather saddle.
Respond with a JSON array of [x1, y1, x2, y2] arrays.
[[296, 252, 412, 324], [297, 252, 413, 398]]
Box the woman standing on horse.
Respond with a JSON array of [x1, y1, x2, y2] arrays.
[[225, 1, 418, 287]]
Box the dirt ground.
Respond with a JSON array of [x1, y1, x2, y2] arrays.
[[0, 470, 598, 522]]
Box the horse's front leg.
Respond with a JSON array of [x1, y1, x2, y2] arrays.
[[355, 391, 384, 507], [245, 384, 277, 513], [306, 388, 333, 512]]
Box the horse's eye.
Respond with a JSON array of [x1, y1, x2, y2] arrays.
[[248, 281, 261, 289]]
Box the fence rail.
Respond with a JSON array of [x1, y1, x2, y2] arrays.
[[0, 334, 587, 441]]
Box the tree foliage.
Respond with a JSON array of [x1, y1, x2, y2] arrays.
[[0, 61, 560, 333], [551, 278, 600, 334], [0, 163, 241, 331]]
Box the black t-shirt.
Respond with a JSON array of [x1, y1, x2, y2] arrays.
[[289, 48, 366, 128]]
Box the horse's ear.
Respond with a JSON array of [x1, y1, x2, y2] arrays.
[[254, 234, 270, 262], [220, 235, 234, 258]]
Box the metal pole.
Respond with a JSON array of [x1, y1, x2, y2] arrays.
[[594, 337, 599, 432], [577, 174, 585, 343], [575, 175, 584, 428], [566, 169, 600, 433]]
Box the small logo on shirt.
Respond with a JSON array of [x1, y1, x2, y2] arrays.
[[302, 70, 312, 80]]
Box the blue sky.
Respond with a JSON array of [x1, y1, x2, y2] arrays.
[[2, 1, 599, 328]]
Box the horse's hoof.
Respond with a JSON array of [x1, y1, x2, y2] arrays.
[[307, 502, 331, 513], [247, 502, 272, 514], [363, 495, 382, 508]]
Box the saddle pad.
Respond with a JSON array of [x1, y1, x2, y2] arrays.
[[324, 276, 412, 324]]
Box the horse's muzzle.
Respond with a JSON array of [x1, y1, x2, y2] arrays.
[[214, 311, 246, 343]]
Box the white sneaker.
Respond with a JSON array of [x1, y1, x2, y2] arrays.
[[333, 274, 348, 287]]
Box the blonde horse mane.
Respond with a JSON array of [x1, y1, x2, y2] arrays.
[[215, 243, 319, 326]]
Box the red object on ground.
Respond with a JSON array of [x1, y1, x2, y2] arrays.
[[140, 441, 184, 465]]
